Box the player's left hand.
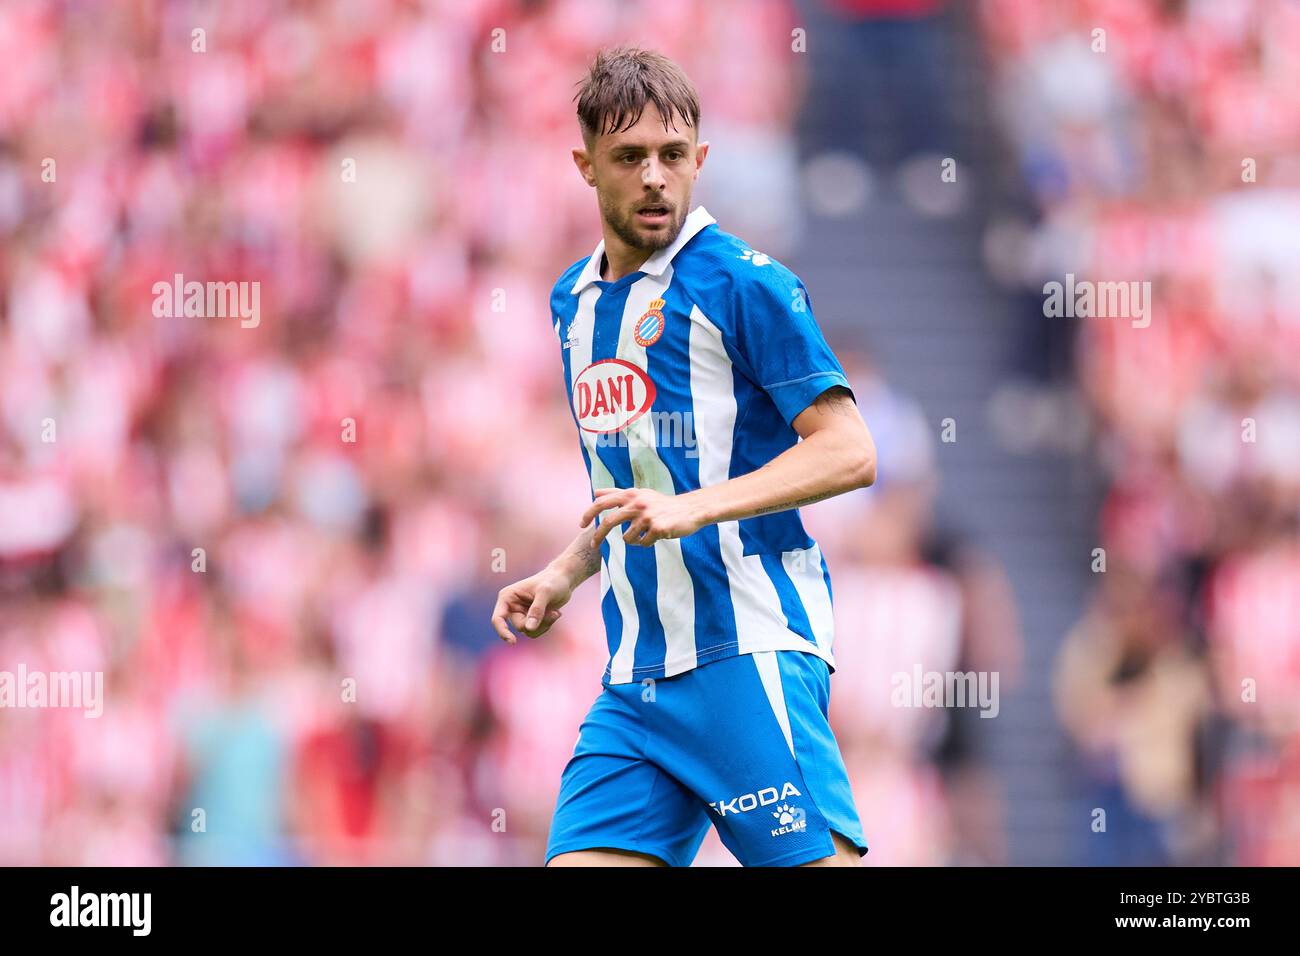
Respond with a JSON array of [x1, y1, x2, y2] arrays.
[[581, 487, 705, 547]]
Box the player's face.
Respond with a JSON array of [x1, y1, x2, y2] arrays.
[[578, 107, 708, 254]]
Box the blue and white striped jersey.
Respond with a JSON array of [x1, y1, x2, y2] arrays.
[[551, 206, 852, 685]]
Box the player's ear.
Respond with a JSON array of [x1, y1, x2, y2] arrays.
[[693, 140, 709, 180], [572, 147, 596, 187]]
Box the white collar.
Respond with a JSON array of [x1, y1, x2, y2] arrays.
[[570, 205, 717, 294]]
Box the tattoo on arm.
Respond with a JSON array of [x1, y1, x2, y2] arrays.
[[749, 490, 837, 517], [573, 533, 602, 577], [577, 545, 600, 576]]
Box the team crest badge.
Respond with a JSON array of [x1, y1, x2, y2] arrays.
[[634, 298, 666, 347]]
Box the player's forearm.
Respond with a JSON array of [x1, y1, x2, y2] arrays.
[[546, 523, 603, 586], [690, 425, 875, 526]]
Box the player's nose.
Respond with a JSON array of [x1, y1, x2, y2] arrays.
[[641, 156, 667, 188]]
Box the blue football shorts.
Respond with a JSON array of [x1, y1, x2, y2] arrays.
[[545, 649, 868, 867]]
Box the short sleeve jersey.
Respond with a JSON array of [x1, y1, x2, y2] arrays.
[[550, 206, 852, 685]]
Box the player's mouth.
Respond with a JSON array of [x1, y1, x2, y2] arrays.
[[636, 202, 672, 226]]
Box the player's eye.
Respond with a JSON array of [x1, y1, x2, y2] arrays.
[[665, 150, 684, 162], [619, 154, 642, 164]]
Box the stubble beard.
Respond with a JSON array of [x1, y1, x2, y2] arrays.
[[600, 192, 687, 254]]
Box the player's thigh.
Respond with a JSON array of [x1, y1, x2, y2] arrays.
[[545, 749, 710, 867], [651, 649, 868, 867], [797, 830, 862, 867], [547, 847, 668, 867], [545, 686, 711, 867]]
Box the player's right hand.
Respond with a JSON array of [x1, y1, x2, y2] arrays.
[[491, 568, 574, 644]]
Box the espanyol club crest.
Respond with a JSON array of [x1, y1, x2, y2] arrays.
[[572, 359, 656, 434], [633, 298, 666, 347]]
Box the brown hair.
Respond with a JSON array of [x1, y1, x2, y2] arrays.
[[574, 47, 701, 146]]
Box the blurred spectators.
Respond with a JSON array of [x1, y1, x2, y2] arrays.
[[975, 0, 1300, 863], [0, 0, 1292, 868], [0, 0, 821, 866]]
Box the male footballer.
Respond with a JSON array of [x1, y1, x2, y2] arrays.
[[491, 47, 877, 867]]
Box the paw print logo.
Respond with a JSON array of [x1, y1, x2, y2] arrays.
[[772, 803, 799, 826], [740, 249, 771, 267]]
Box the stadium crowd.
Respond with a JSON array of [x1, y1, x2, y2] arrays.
[[0, 0, 980, 867], [0, 0, 1293, 868], [980, 0, 1300, 863]]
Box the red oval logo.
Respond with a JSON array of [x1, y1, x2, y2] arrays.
[[573, 359, 656, 434]]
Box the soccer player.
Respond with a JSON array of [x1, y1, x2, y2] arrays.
[[491, 47, 877, 867]]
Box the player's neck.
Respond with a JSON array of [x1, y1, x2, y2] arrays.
[[599, 238, 652, 283]]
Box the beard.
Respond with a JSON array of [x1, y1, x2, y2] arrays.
[[600, 192, 687, 253]]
